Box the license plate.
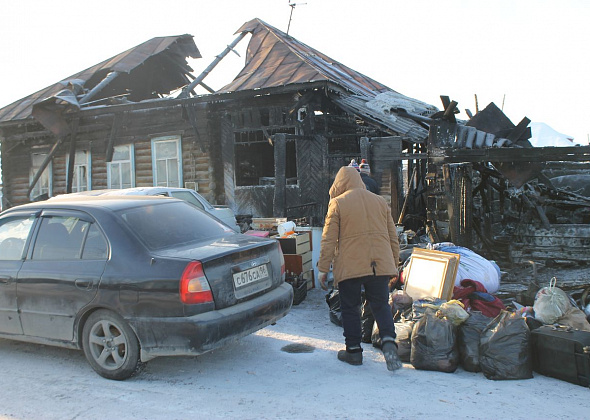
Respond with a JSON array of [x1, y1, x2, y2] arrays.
[[233, 264, 269, 288]]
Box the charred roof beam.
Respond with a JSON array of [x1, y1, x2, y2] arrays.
[[179, 32, 248, 98]]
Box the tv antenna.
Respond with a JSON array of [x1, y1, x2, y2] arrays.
[[287, 1, 307, 35]]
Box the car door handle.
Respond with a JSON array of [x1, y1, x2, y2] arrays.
[[75, 278, 95, 290]]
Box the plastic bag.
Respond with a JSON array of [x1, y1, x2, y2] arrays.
[[411, 297, 447, 321], [457, 312, 491, 372], [479, 310, 533, 380], [390, 290, 413, 322], [431, 243, 501, 293], [437, 300, 470, 326], [394, 321, 414, 362], [325, 289, 342, 327], [374, 321, 414, 361], [411, 309, 459, 373], [533, 277, 572, 324]]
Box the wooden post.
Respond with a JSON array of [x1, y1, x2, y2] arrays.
[[444, 163, 473, 247], [66, 117, 80, 193], [273, 133, 287, 217]]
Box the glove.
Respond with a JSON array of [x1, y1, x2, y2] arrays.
[[318, 271, 328, 291]]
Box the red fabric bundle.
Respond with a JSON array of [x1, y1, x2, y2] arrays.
[[452, 279, 505, 318]]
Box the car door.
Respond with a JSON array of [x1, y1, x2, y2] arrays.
[[0, 211, 37, 335], [17, 210, 108, 341]]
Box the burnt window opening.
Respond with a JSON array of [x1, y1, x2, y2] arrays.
[[260, 109, 270, 126], [327, 135, 361, 155], [234, 130, 297, 187]]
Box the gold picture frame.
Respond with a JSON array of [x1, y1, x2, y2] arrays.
[[403, 248, 460, 301]]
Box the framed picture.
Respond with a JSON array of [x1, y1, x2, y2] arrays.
[[403, 248, 460, 301]]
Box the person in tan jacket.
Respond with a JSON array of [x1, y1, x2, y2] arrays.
[[318, 166, 402, 371]]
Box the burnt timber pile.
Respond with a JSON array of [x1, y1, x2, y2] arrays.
[[396, 98, 590, 302]]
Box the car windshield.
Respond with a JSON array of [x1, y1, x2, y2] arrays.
[[169, 191, 207, 210], [117, 201, 231, 250]]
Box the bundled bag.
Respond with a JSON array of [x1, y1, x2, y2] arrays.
[[437, 300, 469, 326], [533, 277, 572, 324], [411, 298, 447, 321], [390, 290, 413, 322], [453, 279, 505, 318], [457, 312, 491, 372], [394, 320, 414, 362], [370, 320, 414, 363], [411, 309, 459, 373], [479, 310, 533, 380], [325, 289, 342, 327]]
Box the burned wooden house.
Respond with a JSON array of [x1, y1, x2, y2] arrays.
[[1, 17, 589, 274], [0, 18, 434, 227]]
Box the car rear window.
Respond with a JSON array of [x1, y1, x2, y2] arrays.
[[117, 201, 231, 250]]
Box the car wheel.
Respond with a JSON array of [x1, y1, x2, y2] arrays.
[[82, 310, 144, 380]]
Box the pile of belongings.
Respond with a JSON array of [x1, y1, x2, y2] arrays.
[[325, 244, 590, 383], [368, 292, 535, 380], [516, 277, 590, 332]]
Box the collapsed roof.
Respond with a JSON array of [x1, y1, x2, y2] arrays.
[[0, 18, 436, 143], [0, 35, 201, 124]]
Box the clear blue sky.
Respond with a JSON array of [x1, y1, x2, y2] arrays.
[[1, 0, 588, 144]]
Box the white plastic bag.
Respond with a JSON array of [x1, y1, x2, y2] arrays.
[[533, 277, 572, 324]]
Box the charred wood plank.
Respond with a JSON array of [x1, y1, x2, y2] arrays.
[[273, 133, 287, 217], [105, 112, 125, 163], [66, 117, 80, 193]]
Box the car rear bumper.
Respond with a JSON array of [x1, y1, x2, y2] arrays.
[[131, 282, 294, 362]]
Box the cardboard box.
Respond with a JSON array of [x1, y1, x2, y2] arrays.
[[276, 233, 311, 255]]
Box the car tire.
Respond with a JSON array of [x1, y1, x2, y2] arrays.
[[82, 309, 144, 380]]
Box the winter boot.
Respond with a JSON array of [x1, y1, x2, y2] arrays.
[[337, 346, 363, 366], [381, 339, 402, 371]]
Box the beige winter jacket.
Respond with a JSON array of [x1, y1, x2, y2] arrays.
[[317, 166, 400, 286]]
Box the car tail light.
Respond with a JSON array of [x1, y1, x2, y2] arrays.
[[278, 243, 286, 278], [180, 261, 213, 304]]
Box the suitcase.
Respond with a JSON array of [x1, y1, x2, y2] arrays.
[[530, 325, 590, 387]]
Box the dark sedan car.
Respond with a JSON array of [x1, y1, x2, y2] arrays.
[[0, 196, 292, 380]]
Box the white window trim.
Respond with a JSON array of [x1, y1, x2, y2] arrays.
[[151, 136, 183, 188], [66, 149, 92, 192], [107, 144, 136, 189], [29, 153, 53, 200]]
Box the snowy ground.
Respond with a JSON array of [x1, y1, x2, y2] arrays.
[[0, 287, 588, 420]]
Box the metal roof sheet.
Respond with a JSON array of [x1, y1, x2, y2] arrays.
[[218, 19, 391, 96], [0, 35, 201, 123]]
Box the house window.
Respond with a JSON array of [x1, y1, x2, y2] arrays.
[[151, 136, 182, 187], [29, 152, 52, 200], [108, 144, 135, 189], [234, 130, 297, 187], [67, 150, 91, 192]]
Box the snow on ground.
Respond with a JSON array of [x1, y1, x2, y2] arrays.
[[0, 287, 588, 420]]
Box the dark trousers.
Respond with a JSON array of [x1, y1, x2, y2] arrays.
[[338, 275, 396, 348]]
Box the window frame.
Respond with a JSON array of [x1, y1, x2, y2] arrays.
[[66, 149, 92, 192], [29, 152, 53, 200], [151, 136, 183, 188], [107, 144, 135, 189]]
